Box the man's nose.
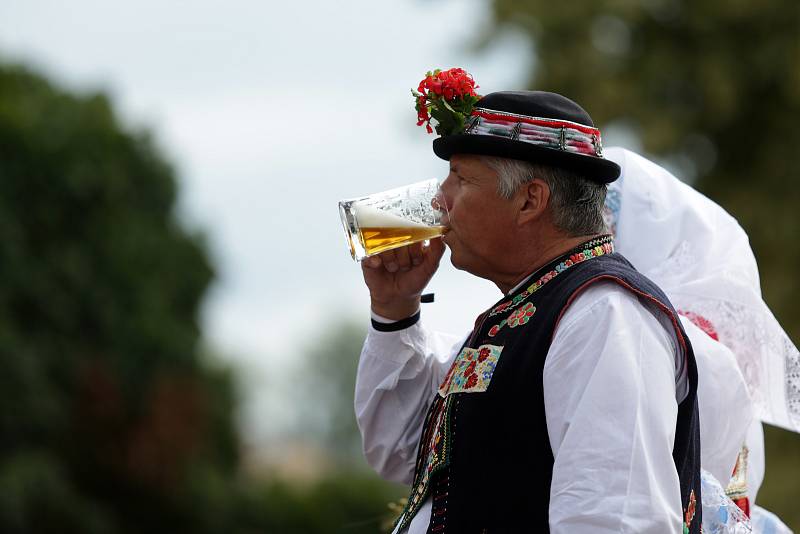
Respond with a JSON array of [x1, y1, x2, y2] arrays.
[[438, 176, 454, 211]]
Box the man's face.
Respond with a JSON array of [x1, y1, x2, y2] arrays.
[[439, 154, 519, 278]]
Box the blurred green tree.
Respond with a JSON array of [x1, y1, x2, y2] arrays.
[[295, 320, 369, 467], [0, 62, 239, 533], [288, 319, 407, 532], [237, 473, 404, 534], [483, 0, 800, 528], [0, 62, 406, 534]]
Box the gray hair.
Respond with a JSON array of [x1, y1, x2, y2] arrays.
[[481, 156, 608, 237]]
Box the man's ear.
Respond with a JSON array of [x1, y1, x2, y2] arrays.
[[517, 178, 550, 225]]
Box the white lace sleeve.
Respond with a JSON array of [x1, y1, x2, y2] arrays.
[[700, 469, 753, 534]]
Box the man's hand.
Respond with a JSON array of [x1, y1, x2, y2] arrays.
[[361, 238, 446, 320]]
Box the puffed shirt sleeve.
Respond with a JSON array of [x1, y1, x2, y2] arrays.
[[544, 282, 685, 534], [354, 318, 466, 485]]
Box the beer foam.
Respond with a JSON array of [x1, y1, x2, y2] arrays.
[[354, 205, 427, 228]]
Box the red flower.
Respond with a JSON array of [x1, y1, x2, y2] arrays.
[[478, 347, 491, 362], [465, 373, 478, 389], [418, 68, 477, 99], [416, 94, 433, 133], [488, 325, 500, 337], [413, 67, 479, 135]]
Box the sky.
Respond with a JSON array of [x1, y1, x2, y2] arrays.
[[0, 0, 534, 445]]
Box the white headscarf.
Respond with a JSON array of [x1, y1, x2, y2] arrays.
[[604, 147, 800, 436]]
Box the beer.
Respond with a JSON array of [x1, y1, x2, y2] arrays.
[[338, 178, 447, 261], [360, 226, 445, 256], [355, 205, 445, 257]]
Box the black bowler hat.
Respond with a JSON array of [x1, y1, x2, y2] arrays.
[[433, 91, 620, 183]]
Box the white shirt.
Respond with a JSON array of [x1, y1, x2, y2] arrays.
[[356, 282, 691, 534]]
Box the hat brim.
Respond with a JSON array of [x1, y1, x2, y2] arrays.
[[433, 134, 620, 184]]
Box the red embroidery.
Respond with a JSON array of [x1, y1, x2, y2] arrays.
[[463, 361, 477, 378], [679, 310, 719, 341], [488, 236, 614, 318], [507, 303, 536, 328], [683, 489, 697, 533], [465, 373, 478, 389]]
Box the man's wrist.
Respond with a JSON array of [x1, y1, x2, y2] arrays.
[[370, 296, 421, 321], [371, 310, 421, 332]]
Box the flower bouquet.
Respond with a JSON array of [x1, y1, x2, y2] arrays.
[[412, 68, 480, 136]]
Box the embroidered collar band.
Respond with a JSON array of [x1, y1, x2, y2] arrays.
[[489, 234, 615, 338], [433, 91, 621, 183]]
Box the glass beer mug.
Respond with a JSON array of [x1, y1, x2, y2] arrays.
[[338, 178, 447, 261]]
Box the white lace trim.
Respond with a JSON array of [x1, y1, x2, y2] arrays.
[[610, 226, 800, 432]]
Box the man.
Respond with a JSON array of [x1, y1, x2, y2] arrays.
[[355, 91, 702, 533]]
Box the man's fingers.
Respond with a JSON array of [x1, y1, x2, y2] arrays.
[[425, 237, 446, 264], [364, 241, 438, 273], [363, 255, 382, 269], [377, 249, 399, 272], [394, 246, 413, 271], [408, 242, 424, 266]]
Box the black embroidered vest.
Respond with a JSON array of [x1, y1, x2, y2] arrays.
[[394, 236, 702, 534]]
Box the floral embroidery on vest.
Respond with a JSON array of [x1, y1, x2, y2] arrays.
[[488, 236, 613, 318], [396, 344, 504, 529], [507, 302, 536, 327], [397, 235, 622, 531], [488, 321, 505, 337], [683, 489, 697, 534], [422, 397, 450, 481], [438, 344, 503, 396], [486, 236, 614, 337], [394, 394, 454, 532]]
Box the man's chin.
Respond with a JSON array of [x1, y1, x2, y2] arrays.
[[442, 233, 467, 269], [444, 242, 465, 270]]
